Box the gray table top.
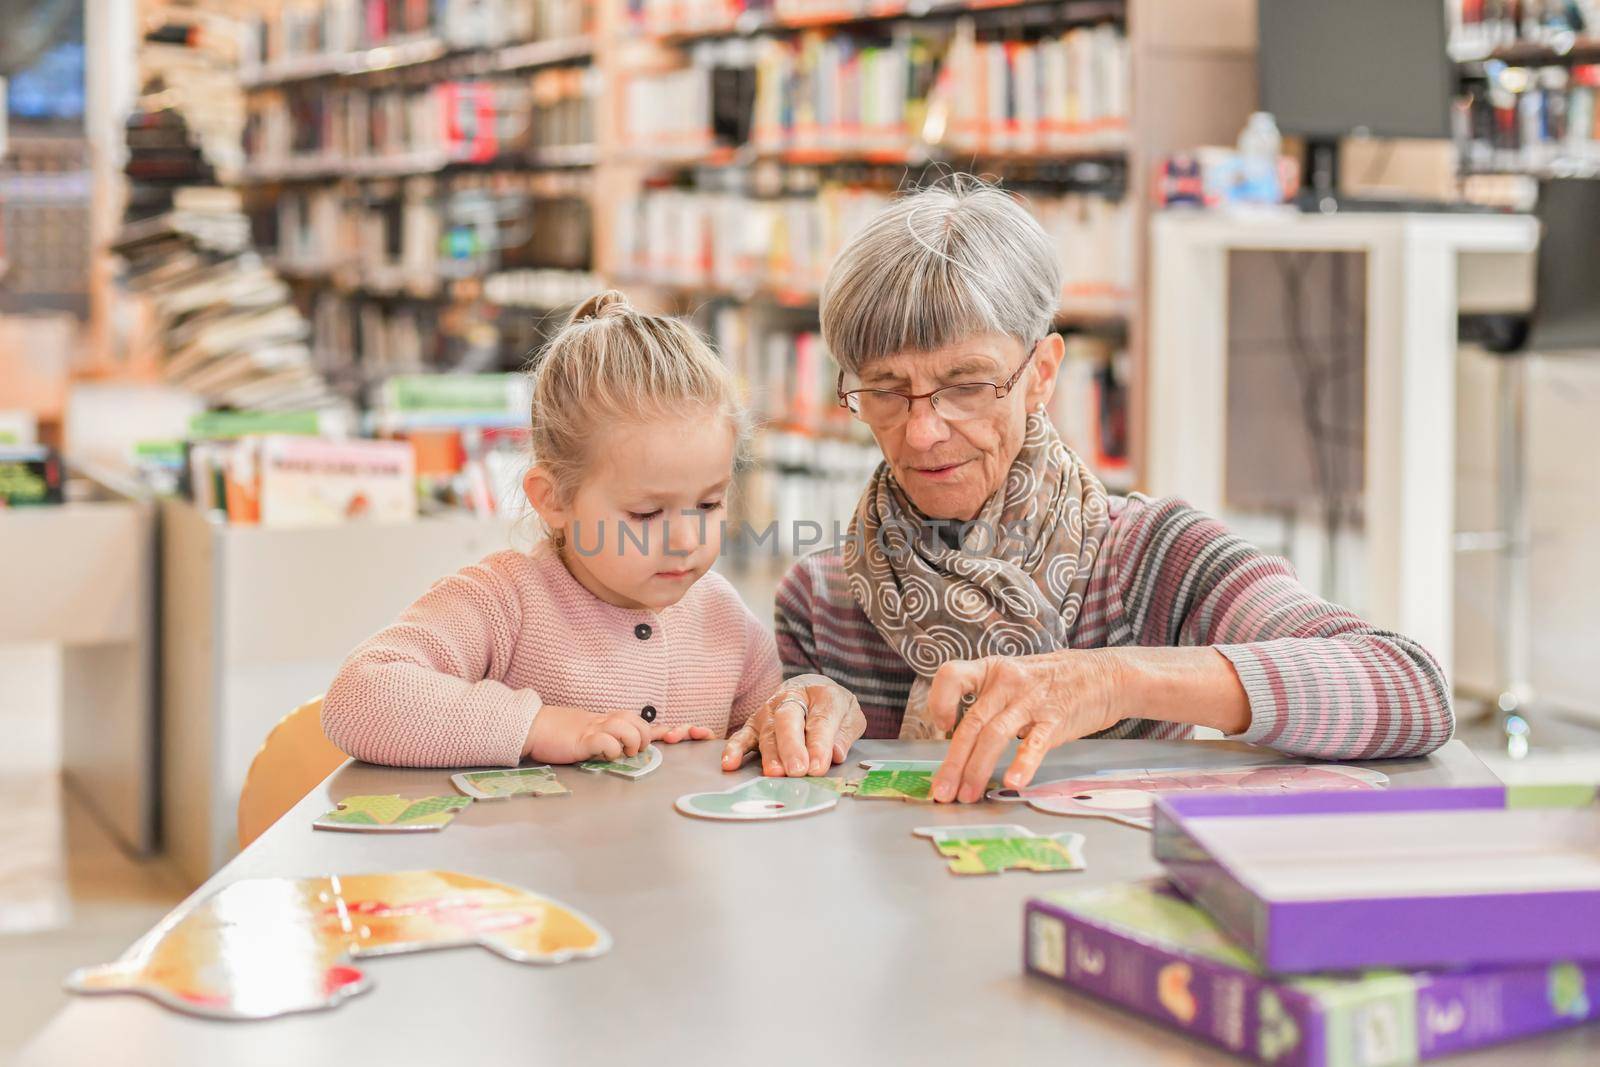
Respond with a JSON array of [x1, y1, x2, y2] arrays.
[[22, 739, 1600, 1066]]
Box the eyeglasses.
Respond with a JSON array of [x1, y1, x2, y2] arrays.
[[837, 341, 1040, 427]]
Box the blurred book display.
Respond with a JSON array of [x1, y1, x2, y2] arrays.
[[233, 0, 599, 418], [0, 445, 65, 507], [174, 374, 530, 525], [88, 0, 1254, 528], [111, 187, 337, 413], [217, 435, 419, 527], [619, 19, 1129, 160], [1452, 1, 1600, 177], [614, 184, 1132, 310], [611, 1, 1144, 505], [241, 69, 595, 179]]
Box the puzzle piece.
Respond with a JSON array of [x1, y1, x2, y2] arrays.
[[913, 824, 1087, 876], [852, 760, 994, 803], [65, 870, 611, 1020], [451, 766, 569, 800], [576, 745, 662, 780], [802, 776, 861, 795], [853, 759, 941, 802], [988, 764, 1388, 830], [313, 794, 472, 832], [675, 776, 842, 821]]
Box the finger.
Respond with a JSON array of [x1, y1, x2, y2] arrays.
[[772, 698, 809, 777], [722, 724, 757, 771], [604, 718, 644, 757], [1002, 720, 1062, 791], [758, 712, 784, 776], [926, 659, 985, 734], [802, 688, 842, 776], [932, 663, 1003, 802], [833, 699, 867, 764], [960, 704, 1030, 803], [653, 723, 682, 742], [658, 724, 713, 745], [590, 731, 623, 762]]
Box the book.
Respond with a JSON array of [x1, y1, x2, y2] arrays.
[[371, 373, 531, 430], [112, 179, 341, 414], [1152, 786, 1600, 973], [0, 446, 65, 506], [1025, 880, 1600, 1067], [255, 435, 417, 528]]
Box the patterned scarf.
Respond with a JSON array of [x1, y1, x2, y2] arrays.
[[843, 409, 1112, 738]]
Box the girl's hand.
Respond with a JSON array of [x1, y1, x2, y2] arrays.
[[720, 674, 866, 777], [524, 704, 676, 764], [655, 725, 714, 745]]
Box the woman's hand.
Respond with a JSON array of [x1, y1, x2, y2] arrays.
[[721, 674, 867, 777], [925, 652, 1122, 803], [524, 704, 689, 764]]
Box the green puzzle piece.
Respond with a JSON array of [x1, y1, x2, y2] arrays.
[[852, 761, 993, 802], [314, 794, 473, 832], [452, 767, 569, 799], [855, 769, 934, 801], [576, 746, 662, 780], [802, 776, 860, 795], [914, 824, 1087, 876]]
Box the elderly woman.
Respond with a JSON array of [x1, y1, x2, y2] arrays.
[[720, 179, 1453, 802]]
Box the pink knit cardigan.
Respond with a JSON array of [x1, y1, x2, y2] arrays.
[[322, 544, 782, 767]]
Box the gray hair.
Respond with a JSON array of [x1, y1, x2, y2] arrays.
[[819, 176, 1061, 374]]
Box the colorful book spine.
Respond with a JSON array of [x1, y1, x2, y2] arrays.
[[1024, 882, 1600, 1067]]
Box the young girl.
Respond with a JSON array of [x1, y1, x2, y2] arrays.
[[322, 290, 781, 768]]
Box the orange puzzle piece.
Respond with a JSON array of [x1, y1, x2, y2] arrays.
[[66, 870, 611, 1020]]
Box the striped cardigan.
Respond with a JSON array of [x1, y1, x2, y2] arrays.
[[774, 494, 1454, 760]]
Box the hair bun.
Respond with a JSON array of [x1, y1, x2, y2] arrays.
[[570, 289, 632, 324]]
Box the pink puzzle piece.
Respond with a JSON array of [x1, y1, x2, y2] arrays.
[[989, 764, 1388, 829]]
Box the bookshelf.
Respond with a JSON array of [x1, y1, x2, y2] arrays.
[[1451, 3, 1600, 181], [215, 0, 1255, 495], [606, 0, 1257, 496], [229, 0, 599, 409]]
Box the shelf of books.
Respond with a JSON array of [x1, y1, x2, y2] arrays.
[[110, 0, 1254, 551], [608, 0, 1256, 507], [234, 0, 600, 411], [1451, 3, 1600, 189]]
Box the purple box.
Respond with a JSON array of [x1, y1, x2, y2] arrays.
[[1151, 784, 1600, 973], [1024, 880, 1600, 1067]]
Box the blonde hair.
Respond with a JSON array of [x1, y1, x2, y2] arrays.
[[820, 175, 1060, 374], [527, 289, 748, 507]]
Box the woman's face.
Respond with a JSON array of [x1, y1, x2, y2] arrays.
[[853, 333, 1063, 521]]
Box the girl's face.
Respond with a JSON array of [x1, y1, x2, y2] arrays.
[[526, 414, 736, 612]]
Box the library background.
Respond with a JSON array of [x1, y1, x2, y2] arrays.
[[3, 0, 1600, 1061]]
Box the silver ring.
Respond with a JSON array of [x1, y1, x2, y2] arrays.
[[775, 696, 808, 717]]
